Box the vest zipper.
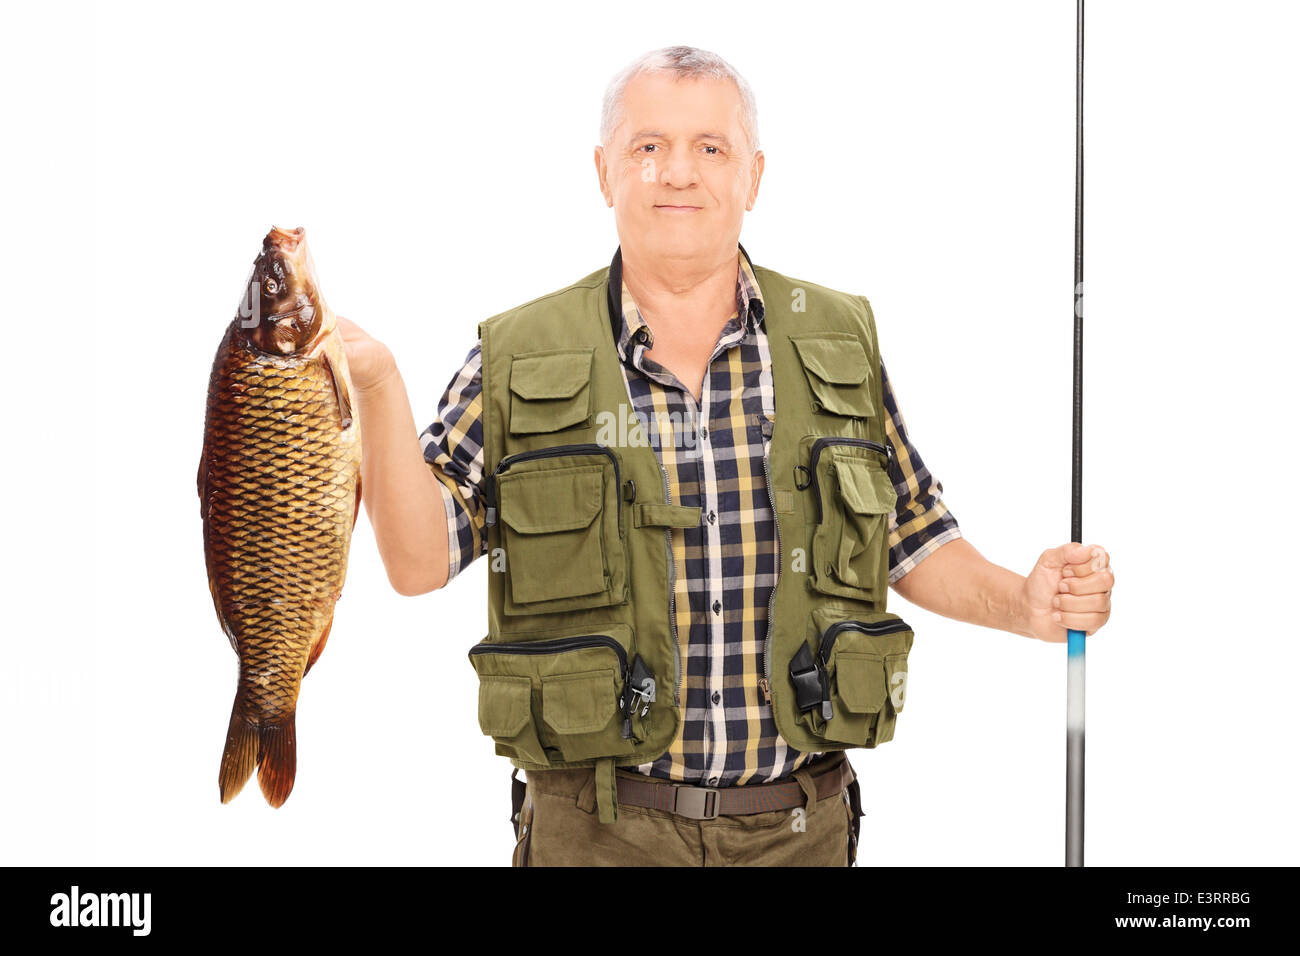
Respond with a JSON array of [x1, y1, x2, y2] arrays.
[[483, 443, 622, 529], [760, 443, 779, 706], [818, 617, 913, 667], [659, 462, 682, 708], [806, 436, 892, 523], [468, 633, 629, 673], [809, 616, 913, 719]]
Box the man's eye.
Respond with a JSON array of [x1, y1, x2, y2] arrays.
[[640, 144, 658, 153], [703, 145, 720, 155]]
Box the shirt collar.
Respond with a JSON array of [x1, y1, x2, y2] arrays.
[[606, 243, 766, 363]]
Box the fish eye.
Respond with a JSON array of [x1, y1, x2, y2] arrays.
[[264, 278, 278, 294]]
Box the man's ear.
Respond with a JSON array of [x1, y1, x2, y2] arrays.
[[594, 146, 614, 207], [746, 149, 765, 211]]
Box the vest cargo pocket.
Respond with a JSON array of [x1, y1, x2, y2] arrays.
[[487, 443, 628, 615], [803, 437, 897, 605], [508, 348, 594, 434], [541, 669, 620, 760], [790, 334, 875, 419], [826, 651, 888, 744], [500, 465, 606, 605], [874, 652, 909, 745], [468, 625, 642, 767], [829, 456, 896, 602], [790, 610, 914, 747], [477, 675, 548, 764]]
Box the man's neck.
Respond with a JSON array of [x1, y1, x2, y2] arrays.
[[620, 246, 740, 336]]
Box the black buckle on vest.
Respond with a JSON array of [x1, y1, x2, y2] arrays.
[[789, 643, 825, 715], [619, 654, 655, 740], [790, 642, 834, 721]]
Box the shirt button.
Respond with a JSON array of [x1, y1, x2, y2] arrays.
[[711, 691, 721, 705], [712, 600, 722, 615], [700, 425, 708, 440], [636, 329, 649, 343], [708, 777, 719, 787], [707, 510, 716, 524]]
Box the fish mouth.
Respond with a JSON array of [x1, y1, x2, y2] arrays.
[[266, 225, 306, 251], [266, 304, 308, 323]]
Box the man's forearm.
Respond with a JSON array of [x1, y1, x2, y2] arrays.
[[890, 536, 1032, 638], [354, 367, 450, 595]]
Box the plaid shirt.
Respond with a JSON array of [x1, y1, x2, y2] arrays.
[[419, 247, 962, 786]]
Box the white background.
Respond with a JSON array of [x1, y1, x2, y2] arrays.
[[4, 0, 1297, 866]]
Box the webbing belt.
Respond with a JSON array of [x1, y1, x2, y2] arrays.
[[614, 753, 855, 821]]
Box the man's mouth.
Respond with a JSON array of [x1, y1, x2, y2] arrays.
[[655, 204, 702, 212]]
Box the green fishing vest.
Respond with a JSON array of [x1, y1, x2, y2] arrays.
[[468, 248, 915, 822]]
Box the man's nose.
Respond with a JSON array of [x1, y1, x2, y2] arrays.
[[659, 147, 701, 189]]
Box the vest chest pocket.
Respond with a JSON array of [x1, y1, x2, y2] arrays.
[[790, 334, 876, 419], [489, 444, 628, 615], [803, 437, 898, 606], [789, 610, 914, 747], [468, 626, 645, 766], [508, 348, 594, 434]]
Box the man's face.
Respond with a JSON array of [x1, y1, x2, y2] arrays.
[[596, 71, 764, 265]]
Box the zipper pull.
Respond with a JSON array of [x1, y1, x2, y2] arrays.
[[758, 676, 772, 704], [483, 474, 498, 527], [620, 661, 634, 739]]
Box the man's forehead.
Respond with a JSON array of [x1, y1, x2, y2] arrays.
[[617, 74, 745, 131]]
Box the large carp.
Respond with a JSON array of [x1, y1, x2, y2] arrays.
[[198, 226, 362, 807]]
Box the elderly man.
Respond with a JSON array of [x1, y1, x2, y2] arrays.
[[338, 46, 1114, 867]]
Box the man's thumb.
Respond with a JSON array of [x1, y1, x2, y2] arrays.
[[1040, 541, 1095, 570]]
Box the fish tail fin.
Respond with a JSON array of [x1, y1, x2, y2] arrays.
[[217, 697, 258, 804], [256, 716, 297, 808]]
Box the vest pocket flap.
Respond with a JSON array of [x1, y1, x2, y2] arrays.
[[499, 468, 603, 534], [477, 675, 533, 737], [509, 349, 593, 399], [791, 336, 869, 385], [834, 652, 888, 714], [508, 349, 594, 434], [791, 335, 875, 418], [834, 458, 897, 515], [541, 668, 619, 735]]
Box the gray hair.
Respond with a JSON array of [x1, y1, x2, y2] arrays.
[[599, 46, 760, 153]]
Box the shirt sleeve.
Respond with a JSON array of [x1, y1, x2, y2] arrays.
[[417, 340, 488, 584], [881, 356, 963, 583]]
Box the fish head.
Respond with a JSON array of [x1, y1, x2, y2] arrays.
[[240, 226, 329, 356]]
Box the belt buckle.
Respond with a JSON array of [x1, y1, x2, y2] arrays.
[[673, 784, 720, 820]]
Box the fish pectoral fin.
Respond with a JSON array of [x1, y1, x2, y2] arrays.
[[304, 612, 334, 677], [352, 473, 362, 529], [321, 348, 354, 430], [197, 448, 209, 519]]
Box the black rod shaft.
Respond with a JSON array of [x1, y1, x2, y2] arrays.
[[1066, 0, 1086, 869]]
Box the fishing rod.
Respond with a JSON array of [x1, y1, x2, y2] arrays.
[[1066, 0, 1086, 868]]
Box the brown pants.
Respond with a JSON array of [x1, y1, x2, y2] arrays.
[[511, 752, 861, 867]]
